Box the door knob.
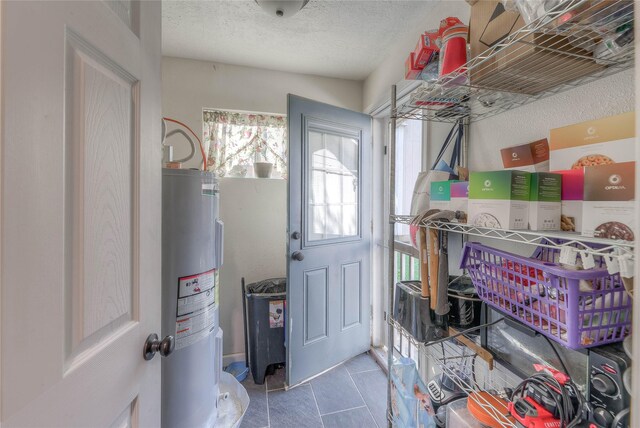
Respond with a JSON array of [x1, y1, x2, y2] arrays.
[[291, 251, 304, 261], [143, 333, 175, 360], [291, 231, 301, 240]]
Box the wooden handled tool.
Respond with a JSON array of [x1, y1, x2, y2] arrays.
[[428, 227, 439, 310], [419, 227, 429, 298]]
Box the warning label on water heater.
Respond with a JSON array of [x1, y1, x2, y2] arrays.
[[175, 269, 217, 350]]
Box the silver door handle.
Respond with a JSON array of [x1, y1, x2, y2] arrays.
[[143, 333, 175, 360], [291, 251, 304, 261]]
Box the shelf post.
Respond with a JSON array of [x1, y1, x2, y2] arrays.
[[386, 84, 397, 428]]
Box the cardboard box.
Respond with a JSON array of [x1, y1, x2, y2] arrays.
[[468, 171, 530, 230], [582, 162, 635, 241], [501, 139, 549, 172], [414, 31, 439, 68], [468, 1, 604, 94], [529, 173, 561, 231], [549, 111, 635, 171], [430, 180, 453, 210], [450, 181, 469, 222], [554, 169, 584, 232], [405, 52, 423, 80]]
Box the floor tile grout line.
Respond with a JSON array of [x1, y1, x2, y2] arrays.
[[347, 367, 384, 376], [319, 404, 368, 417], [265, 381, 271, 428], [308, 381, 326, 428], [347, 369, 380, 428]]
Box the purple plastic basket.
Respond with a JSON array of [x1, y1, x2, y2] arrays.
[[460, 241, 631, 350]]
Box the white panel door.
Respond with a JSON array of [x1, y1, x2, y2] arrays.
[[1, 1, 162, 426]]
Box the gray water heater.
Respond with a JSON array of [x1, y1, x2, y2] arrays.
[[162, 169, 224, 428]]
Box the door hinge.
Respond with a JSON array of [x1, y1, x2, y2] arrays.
[[383, 311, 387, 321], [384, 145, 387, 155]]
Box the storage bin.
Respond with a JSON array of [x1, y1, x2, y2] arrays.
[[243, 278, 286, 384], [461, 241, 631, 349]]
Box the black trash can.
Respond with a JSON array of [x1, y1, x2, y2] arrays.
[[242, 277, 286, 385]]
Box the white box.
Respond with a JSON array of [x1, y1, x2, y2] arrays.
[[450, 181, 469, 222], [582, 161, 635, 241]]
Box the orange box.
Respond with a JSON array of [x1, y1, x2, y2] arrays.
[[501, 139, 549, 172]]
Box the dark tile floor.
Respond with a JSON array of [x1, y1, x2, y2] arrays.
[[240, 352, 386, 428]]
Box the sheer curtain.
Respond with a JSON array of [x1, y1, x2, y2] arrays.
[[203, 110, 287, 178]]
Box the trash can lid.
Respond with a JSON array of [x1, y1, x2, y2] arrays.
[[246, 278, 286, 294]]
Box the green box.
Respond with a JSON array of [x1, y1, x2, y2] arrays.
[[468, 171, 531, 229], [430, 180, 461, 210], [529, 172, 562, 231]]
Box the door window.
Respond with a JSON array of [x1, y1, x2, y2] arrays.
[[306, 129, 360, 243]]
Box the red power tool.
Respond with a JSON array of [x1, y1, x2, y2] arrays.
[[508, 395, 561, 428]]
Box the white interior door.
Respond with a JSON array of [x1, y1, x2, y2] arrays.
[[1, 1, 162, 426]]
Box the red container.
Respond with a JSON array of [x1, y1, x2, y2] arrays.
[[439, 25, 468, 79]]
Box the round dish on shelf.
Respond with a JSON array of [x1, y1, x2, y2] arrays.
[[467, 391, 514, 428]]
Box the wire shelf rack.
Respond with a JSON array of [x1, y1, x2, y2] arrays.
[[390, 215, 635, 260], [393, 0, 634, 123], [389, 318, 522, 428]]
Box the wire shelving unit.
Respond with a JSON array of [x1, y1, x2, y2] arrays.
[[393, 0, 634, 123], [391, 216, 635, 259], [385, 1, 635, 426]]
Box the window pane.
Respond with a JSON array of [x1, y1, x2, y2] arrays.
[[307, 130, 359, 242], [394, 120, 423, 240]]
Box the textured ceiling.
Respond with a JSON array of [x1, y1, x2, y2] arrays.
[[162, 0, 437, 80]]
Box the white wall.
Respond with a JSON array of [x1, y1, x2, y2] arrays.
[[218, 178, 287, 356], [162, 57, 364, 358], [469, 69, 635, 170], [162, 56, 363, 168]]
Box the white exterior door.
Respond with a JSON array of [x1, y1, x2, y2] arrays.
[[1, 1, 162, 426]]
